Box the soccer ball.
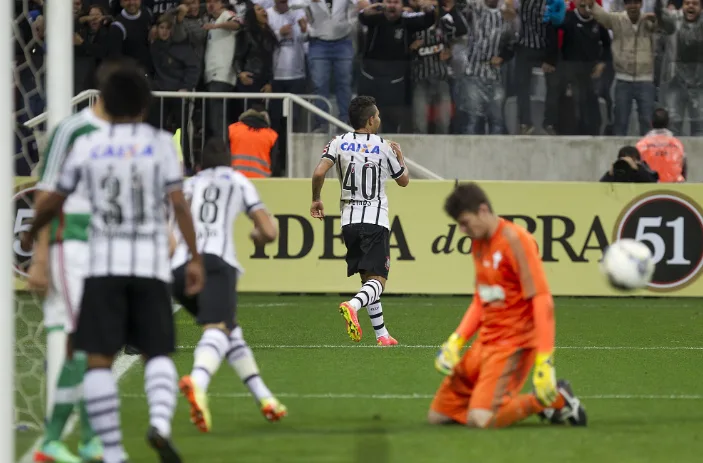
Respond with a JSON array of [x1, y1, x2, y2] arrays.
[[600, 239, 655, 291]]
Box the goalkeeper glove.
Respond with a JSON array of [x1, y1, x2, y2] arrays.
[[532, 352, 558, 406], [435, 333, 466, 376]]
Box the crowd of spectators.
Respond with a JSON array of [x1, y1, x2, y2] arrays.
[[12, 0, 703, 175]]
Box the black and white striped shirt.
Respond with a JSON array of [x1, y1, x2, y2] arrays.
[[411, 25, 450, 82], [517, 0, 548, 49], [321, 132, 405, 230], [171, 167, 264, 272], [55, 124, 183, 283], [465, 1, 516, 80]]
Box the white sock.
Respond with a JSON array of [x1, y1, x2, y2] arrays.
[[191, 328, 229, 392], [367, 299, 389, 338], [350, 279, 383, 312], [144, 356, 177, 438], [45, 329, 67, 421], [227, 326, 273, 402], [84, 368, 126, 463]]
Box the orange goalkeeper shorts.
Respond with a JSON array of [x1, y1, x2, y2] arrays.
[[430, 342, 536, 424]]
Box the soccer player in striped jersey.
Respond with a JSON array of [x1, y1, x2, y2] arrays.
[[170, 138, 287, 433], [23, 59, 203, 463], [310, 95, 410, 346], [27, 66, 121, 463]]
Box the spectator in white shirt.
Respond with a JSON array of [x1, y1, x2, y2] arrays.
[[290, 0, 369, 128], [203, 0, 242, 139], [268, 0, 309, 132]]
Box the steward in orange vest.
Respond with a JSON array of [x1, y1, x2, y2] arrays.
[[228, 108, 279, 178], [636, 109, 687, 183]]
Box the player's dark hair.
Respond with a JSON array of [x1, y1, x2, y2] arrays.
[[651, 108, 669, 129], [618, 145, 641, 161], [201, 137, 231, 169], [97, 58, 152, 119], [444, 182, 493, 219], [348, 96, 377, 130]]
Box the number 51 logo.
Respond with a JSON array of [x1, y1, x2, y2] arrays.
[[13, 182, 36, 278], [614, 191, 703, 291]]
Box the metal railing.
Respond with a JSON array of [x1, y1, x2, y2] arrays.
[[24, 90, 444, 179]]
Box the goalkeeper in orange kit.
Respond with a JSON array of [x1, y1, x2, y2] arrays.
[[428, 183, 587, 428]]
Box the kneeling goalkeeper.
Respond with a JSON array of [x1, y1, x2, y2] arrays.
[[429, 183, 587, 428]]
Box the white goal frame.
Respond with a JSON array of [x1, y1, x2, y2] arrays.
[[4, 0, 16, 459], [9, 0, 74, 460]]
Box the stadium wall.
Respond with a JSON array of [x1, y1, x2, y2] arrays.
[[13, 178, 703, 296], [291, 134, 703, 182]]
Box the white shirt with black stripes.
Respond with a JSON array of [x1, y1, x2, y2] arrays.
[[171, 166, 265, 272], [321, 132, 405, 230]]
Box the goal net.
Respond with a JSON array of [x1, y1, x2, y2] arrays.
[[12, 0, 49, 447]]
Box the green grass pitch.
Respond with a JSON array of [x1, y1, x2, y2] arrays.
[[14, 294, 703, 463]]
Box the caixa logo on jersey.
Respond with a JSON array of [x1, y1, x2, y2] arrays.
[[614, 191, 703, 291], [339, 142, 380, 154], [13, 181, 37, 278]]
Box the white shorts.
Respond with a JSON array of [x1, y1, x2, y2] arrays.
[[43, 241, 88, 333]]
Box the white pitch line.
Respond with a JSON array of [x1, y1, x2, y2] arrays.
[[175, 344, 703, 351], [119, 392, 703, 401]]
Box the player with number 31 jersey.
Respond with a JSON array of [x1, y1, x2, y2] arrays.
[[311, 96, 409, 346]]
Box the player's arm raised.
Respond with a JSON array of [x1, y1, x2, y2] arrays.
[[387, 141, 409, 187], [506, 231, 557, 406], [310, 141, 336, 220]]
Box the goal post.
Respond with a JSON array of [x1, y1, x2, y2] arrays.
[[43, 0, 74, 426], [12, 0, 75, 460], [3, 0, 15, 461]]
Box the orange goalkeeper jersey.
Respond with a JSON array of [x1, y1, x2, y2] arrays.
[[472, 218, 551, 349]]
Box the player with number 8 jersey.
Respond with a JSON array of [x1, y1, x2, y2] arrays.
[[311, 96, 410, 346], [169, 138, 288, 432]]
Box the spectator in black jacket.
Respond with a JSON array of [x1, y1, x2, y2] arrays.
[[600, 146, 659, 183], [234, 3, 277, 112], [151, 13, 200, 131], [359, 0, 437, 133], [106, 0, 154, 77], [151, 14, 200, 92], [74, 4, 111, 95], [549, 0, 611, 135]]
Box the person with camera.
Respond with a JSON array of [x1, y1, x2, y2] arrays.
[[599, 145, 659, 183]]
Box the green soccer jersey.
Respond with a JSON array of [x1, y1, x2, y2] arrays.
[[37, 108, 102, 243]]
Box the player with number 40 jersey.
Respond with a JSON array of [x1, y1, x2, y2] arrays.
[[311, 96, 409, 346]]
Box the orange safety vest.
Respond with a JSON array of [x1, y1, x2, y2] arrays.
[[636, 129, 685, 183], [228, 121, 278, 178]]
